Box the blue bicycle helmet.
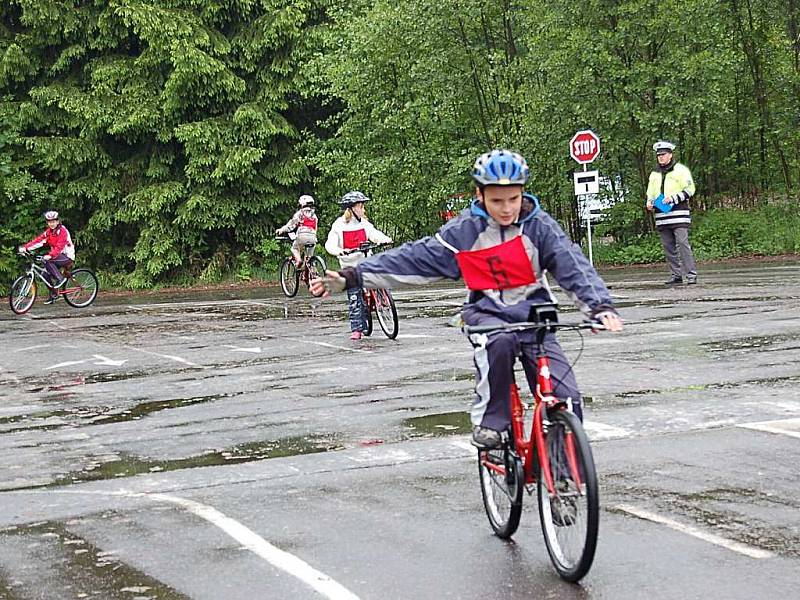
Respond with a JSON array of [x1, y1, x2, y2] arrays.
[[339, 191, 370, 208], [472, 149, 529, 186]]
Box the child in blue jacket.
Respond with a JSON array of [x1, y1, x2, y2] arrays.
[[312, 150, 622, 448]]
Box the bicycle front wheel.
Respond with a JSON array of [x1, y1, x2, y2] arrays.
[[478, 448, 524, 539], [537, 409, 599, 582], [307, 256, 326, 295], [375, 288, 398, 339], [63, 269, 99, 308], [9, 274, 37, 315], [280, 258, 299, 297]]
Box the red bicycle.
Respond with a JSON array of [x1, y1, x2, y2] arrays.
[[345, 242, 399, 339], [276, 237, 326, 298], [463, 304, 601, 582]]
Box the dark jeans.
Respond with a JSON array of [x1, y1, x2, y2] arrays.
[[346, 286, 368, 333], [44, 254, 71, 287]]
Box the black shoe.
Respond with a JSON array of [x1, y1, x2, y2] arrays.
[[664, 276, 683, 286], [43, 296, 58, 305], [471, 426, 502, 449]]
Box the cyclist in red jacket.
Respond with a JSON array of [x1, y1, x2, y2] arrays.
[[18, 210, 75, 304]]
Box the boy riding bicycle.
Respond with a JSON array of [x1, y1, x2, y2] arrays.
[[18, 210, 75, 305], [275, 194, 319, 267], [311, 150, 622, 448]]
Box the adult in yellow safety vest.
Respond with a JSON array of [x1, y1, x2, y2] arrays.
[[646, 140, 697, 285]]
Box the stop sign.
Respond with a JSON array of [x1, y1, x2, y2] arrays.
[[570, 130, 601, 164]]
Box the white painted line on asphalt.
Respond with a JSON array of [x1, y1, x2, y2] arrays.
[[45, 360, 88, 370], [224, 345, 262, 353], [159, 332, 196, 341], [13, 489, 361, 600], [737, 417, 800, 439], [128, 348, 199, 367], [285, 338, 370, 354], [148, 493, 362, 600], [14, 344, 50, 352], [583, 421, 632, 440], [396, 334, 439, 339], [615, 504, 774, 559]]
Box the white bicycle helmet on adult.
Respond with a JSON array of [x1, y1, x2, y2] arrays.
[[653, 140, 676, 154], [43, 210, 60, 221], [298, 194, 315, 207], [472, 149, 529, 186], [339, 191, 369, 208]]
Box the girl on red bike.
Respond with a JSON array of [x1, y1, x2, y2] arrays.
[[324, 191, 392, 340]]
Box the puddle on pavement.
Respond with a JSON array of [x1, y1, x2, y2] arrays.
[[0, 519, 191, 599], [44, 434, 343, 488], [403, 411, 471, 438], [0, 393, 238, 434], [88, 393, 241, 425], [700, 332, 800, 353]]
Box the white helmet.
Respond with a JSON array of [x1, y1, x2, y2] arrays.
[[43, 210, 60, 221], [298, 194, 315, 207], [653, 140, 676, 154]]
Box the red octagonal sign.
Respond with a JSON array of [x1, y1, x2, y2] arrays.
[[570, 129, 600, 164]]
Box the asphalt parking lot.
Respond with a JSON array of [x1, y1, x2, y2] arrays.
[[1, 259, 799, 599]]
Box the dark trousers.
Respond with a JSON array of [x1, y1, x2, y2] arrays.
[[44, 254, 71, 287], [467, 321, 582, 432]]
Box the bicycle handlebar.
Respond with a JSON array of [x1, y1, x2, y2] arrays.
[[342, 242, 392, 255], [463, 321, 606, 335]]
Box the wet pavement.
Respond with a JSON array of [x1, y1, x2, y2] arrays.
[[1, 259, 799, 598]]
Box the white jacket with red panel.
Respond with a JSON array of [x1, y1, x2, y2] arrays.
[[325, 214, 391, 269]]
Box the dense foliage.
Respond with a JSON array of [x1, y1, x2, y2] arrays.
[[1, 0, 799, 290]]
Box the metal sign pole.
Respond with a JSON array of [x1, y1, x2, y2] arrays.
[[583, 163, 594, 265]]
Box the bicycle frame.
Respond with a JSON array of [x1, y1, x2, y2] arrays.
[[26, 260, 59, 292], [509, 331, 583, 497], [471, 319, 600, 498], [20, 256, 83, 296]]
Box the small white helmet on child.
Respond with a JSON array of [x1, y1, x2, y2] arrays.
[[43, 210, 60, 220], [298, 194, 315, 207]]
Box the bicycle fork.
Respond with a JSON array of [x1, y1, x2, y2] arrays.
[[531, 354, 584, 498]]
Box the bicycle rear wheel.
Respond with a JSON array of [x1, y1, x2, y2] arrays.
[[307, 256, 326, 295], [9, 274, 36, 315], [478, 448, 524, 539], [375, 288, 398, 339], [537, 409, 599, 582], [280, 258, 299, 297], [63, 269, 99, 308]]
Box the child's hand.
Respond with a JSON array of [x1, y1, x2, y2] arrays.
[[595, 311, 623, 332], [309, 270, 346, 297]]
